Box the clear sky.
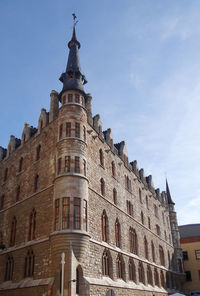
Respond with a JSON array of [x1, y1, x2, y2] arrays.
[[0, 0, 200, 226]]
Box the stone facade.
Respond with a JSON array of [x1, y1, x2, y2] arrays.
[[0, 23, 184, 296]]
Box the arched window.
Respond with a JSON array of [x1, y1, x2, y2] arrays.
[[115, 219, 121, 248], [116, 254, 124, 279], [16, 185, 20, 202], [111, 161, 116, 177], [102, 250, 111, 277], [138, 262, 145, 284], [102, 210, 108, 242], [139, 188, 142, 203], [147, 265, 153, 285], [99, 149, 104, 167], [144, 236, 149, 260], [154, 268, 160, 287], [151, 241, 155, 263], [129, 227, 137, 254], [5, 254, 14, 281], [159, 245, 165, 266], [148, 217, 151, 229], [141, 211, 144, 224], [24, 250, 34, 277], [100, 178, 105, 196], [168, 251, 171, 269], [113, 188, 117, 205], [36, 145, 41, 161], [19, 157, 23, 172], [160, 270, 165, 287], [34, 174, 39, 192], [146, 195, 149, 209], [28, 209, 36, 241], [128, 259, 136, 282], [10, 217, 17, 247]]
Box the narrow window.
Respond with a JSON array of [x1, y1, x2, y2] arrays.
[[148, 217, 151, 229], [115, 219, 121, 248], [73, 197, 81, 230], [129, 228, 137, 254], [24, 250, 34, 277], [4, 168, 8, 182], [66, 122, 71, 137], [111, 161, 115, 177], [154, 268, 160, 286], [160, 270, 165, 287], [156, 224, 161, 236], [100, 178, 105, 196], [57, 157, 62, 174], [34, 175, 39, 192], [54, 199, 60, 231], [102, 250, 110, 276], [83, 126, 86, 142], [116, 254, 123, 279], [146, 195, 149, 209], [138, 262, 145, 284], [129, 259, 136, 282], [19, 157, 23, 172], [5, 255, 14, 281], [141, 211, 144, 224], [147, 265, 153, 285], [185, 271, 192, 281], [10, 217, 17, 247], [183, 251, 188, 260], [102, 210, 108, 242], [28, 209, 36, 241], [144, 236, 149, 260], [75, 156, 80, 173], [62, 197, 70, 229], [139, 188, 142, 203], [159, 245, 165, 266], [83, 200, 87, 231], [0, 195, 5, 210], [36, 145, 41, 161], [75, 94, 80, 103], [83, 159, 86, 176], [151, 241, 155, 263], [68, 93, 73, 102], [59, 124, 63, 140], [99, 149, 104, 167], [16, 185, 20, 202], [65, 156, 71, 172], [154, 204, 158, 217], [113, 188, 117, 205], [75, 123, 80, 138]]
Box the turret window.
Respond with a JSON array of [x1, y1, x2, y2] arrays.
[[73, 197, 81, 229], [58, 158, 62, 174], [83, 159, 86, 176], [66, 122, 71, 137], [75, 123, 80, 138], [75, 156, 80, 173], [65, 156, 71, 172], [62, 197, 70, 229], [68, 93, 73, 102], [62, 95, 66, 105], [5, 255, 14, 281], [83, 200, 87, 231], [75, 94, 80, 103], [54, 199, 60, 231]]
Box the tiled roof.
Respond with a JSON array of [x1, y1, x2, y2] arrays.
[[178, 224, 200, 238]]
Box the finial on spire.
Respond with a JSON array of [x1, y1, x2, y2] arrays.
[[72, 13, 78, 27]]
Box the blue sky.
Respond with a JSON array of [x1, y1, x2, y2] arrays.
[[1, 0, 200, 225]]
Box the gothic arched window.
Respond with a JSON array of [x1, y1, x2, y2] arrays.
[[138, 262, 145, 284], [102, 210, 108, 242], [151, 241, 155, 263], [10, 217, 17, 247], [128, 259, 136, 282], [159, 245, 165, 266], [115, 219, 121, 248], [141, 211, 144, 224], [113, 188, 117, 205], [102, 250, 111, 277], [144, 236, 149, 260], [99, 149, 104, 167], [116, 254, 124, 279], [147, 265, 153, 285], [111, 161, 116, 177], [129, 227, 137, 254], [24, 250, 34, 277], [160, 270, 165, 288], [154, 268, 160, 287], [100, 178, 105, 196], [28, 209, 36, 241], [5, 254, 14, 281]]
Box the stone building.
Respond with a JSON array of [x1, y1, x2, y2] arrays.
[[179, 224, 200, 295], [0, 21, 184, 296]]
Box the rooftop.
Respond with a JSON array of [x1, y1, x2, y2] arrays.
[[178, 224, 200, 238]]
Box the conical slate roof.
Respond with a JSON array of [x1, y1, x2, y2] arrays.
[[166, 179, 175, 205]]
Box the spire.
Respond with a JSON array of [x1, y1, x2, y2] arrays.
[[59, 14, 87, 98], [166, 179, 175, 205]]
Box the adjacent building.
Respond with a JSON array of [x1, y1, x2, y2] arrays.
[[0, 20, 184, 296], [179, 224, 200, 295]]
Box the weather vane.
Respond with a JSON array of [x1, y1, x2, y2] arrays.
[[72, 13, 78, 27]]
